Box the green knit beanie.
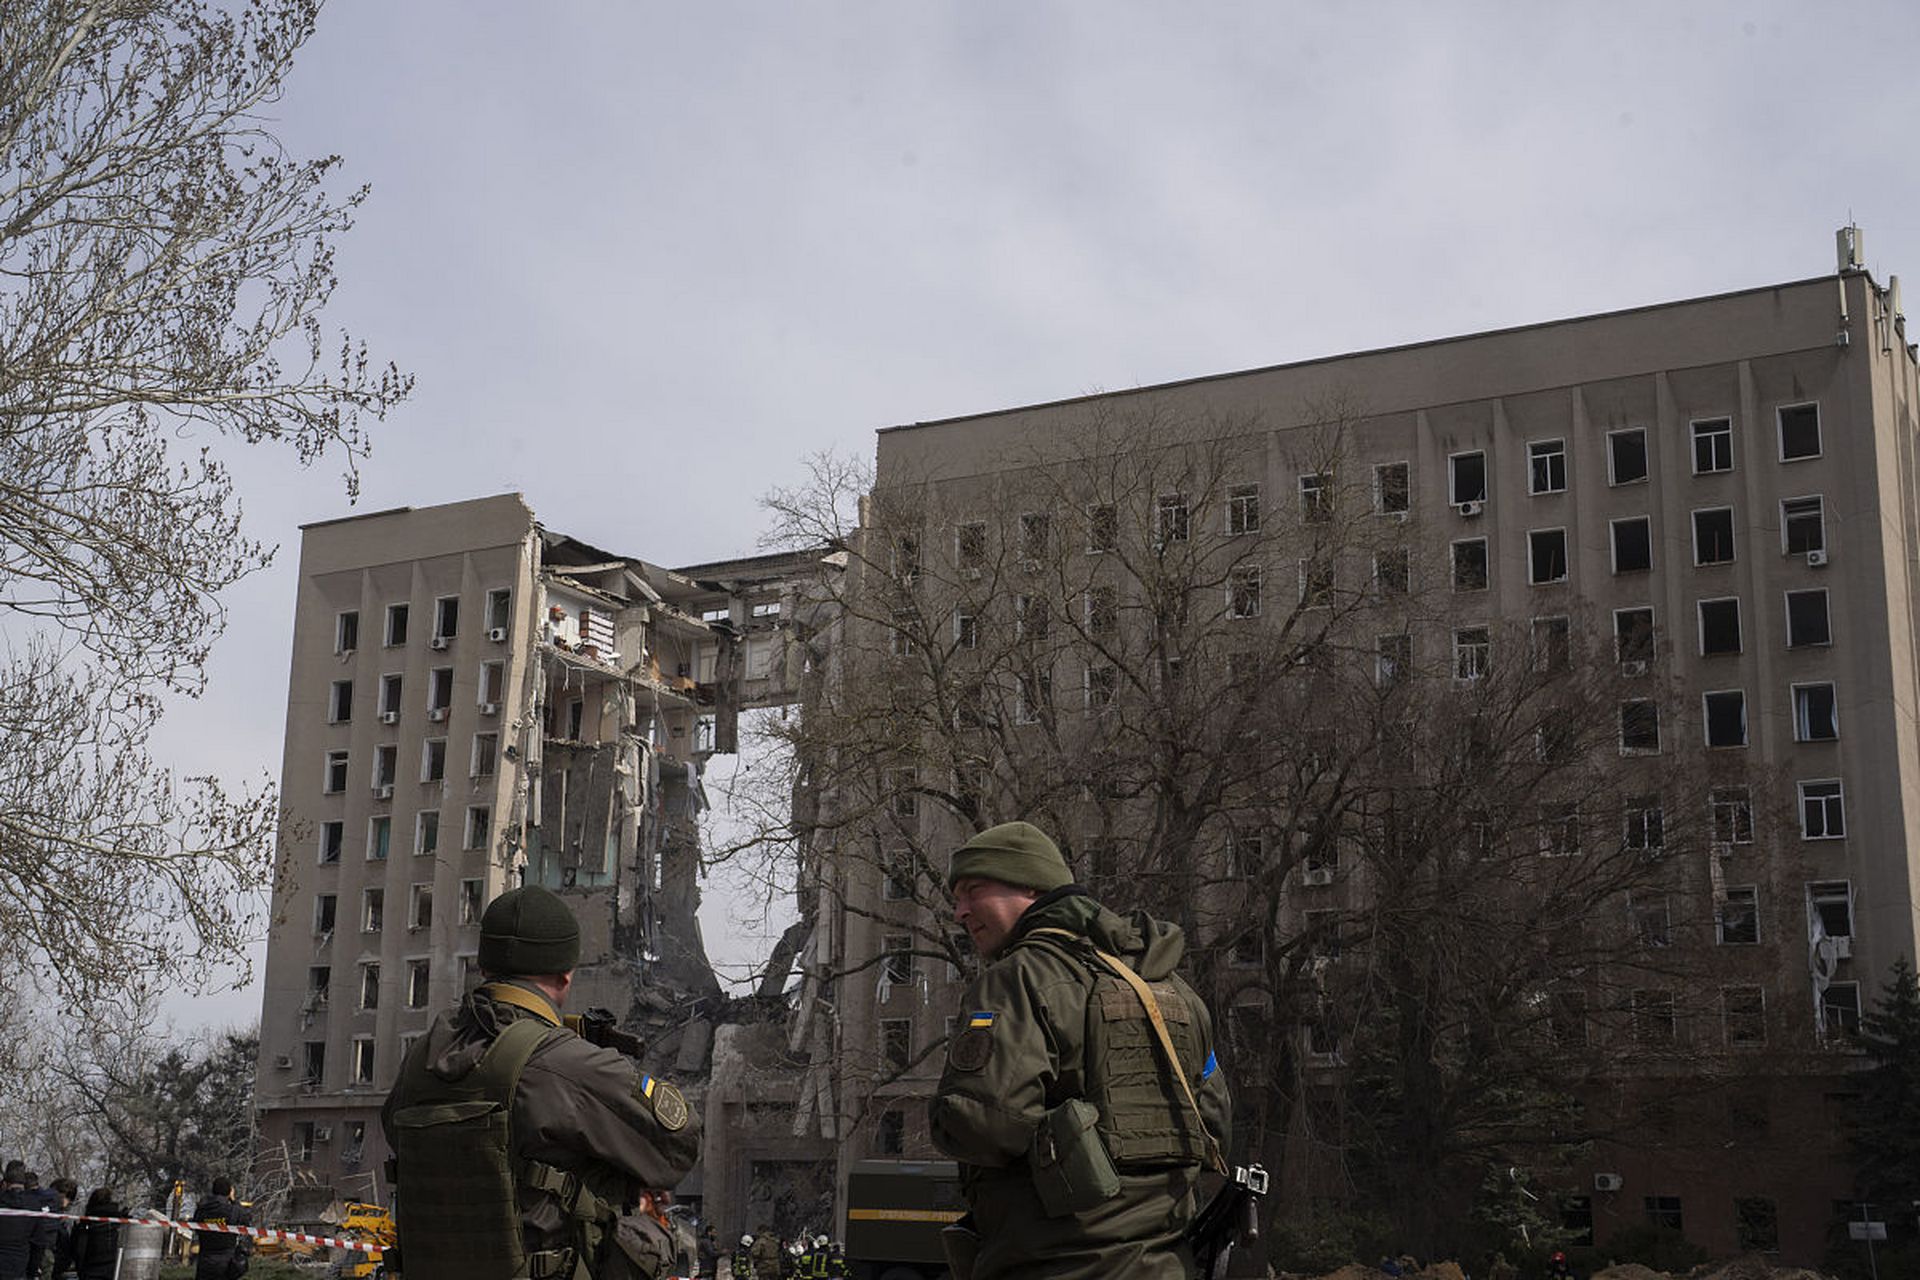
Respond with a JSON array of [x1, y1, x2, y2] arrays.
[[479, 885, 581, 976], [947, 820, 1073, 893]]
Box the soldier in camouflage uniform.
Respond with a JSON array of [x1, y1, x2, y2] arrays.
[[929, 822, 1232, 1280], [382, 885, 701, 1280]]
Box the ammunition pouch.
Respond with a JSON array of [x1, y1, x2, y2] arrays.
[[598, 1213, 674, 1280], [1028, 1098, 1121, 1217]]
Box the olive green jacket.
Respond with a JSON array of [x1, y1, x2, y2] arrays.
[[380, 980, 701, 1259], [928, 889, 1232, 1280]]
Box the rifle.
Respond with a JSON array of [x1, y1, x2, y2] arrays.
[[1188, 1162, 1268, 1280], [564, 1006, 646, 1059]]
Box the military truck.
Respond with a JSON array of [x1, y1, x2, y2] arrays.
[[842, 1158, 963, 1280]]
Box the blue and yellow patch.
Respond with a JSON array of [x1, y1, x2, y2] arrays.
[[967, 1011, 996, 1029], [1201, 1050, 1218, 1081]]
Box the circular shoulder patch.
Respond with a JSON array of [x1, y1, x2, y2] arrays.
[[948, 1026, 993, 1072], [652, 1080, 691, 1131]]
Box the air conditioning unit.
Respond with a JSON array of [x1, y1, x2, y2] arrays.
[[1302, 867, 1335, 887], [274, 1054, 293, 1070], [487, 627, 508, 642], [1620, 659, 1648, 676], [479, 702, 499, 716], [1594, 1172, 1625, 1193], [374, 784, 394, 800], [1386, 510, 1410, 523], [1832, 936, 1853, 959], [428, 707, 448, 722], [313, 1125, 333, 1143], [379, 710, 400, 725], [1807, 549, 1829, 567], [1455, 500, 1484, 518], [430, 635, 450, 650]]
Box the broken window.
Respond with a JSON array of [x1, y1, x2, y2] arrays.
[[1809, 880, 1854, 938], [1822, 982, 1862, 1038], [486, 588, 512, 635], [471, 733, 497, 778], [889, 768, 917, 818], [1528, 439, 1567, 495], [427, 667, 453, 717], [336, 610, 359, 654], [433, 595, 459, 642], [465, 805, 491, 851], [1298, 560, 1333, 610], [1528, 528, 1568, 584], [1783, 495, 1825, 554], [303, 1042, 326, 1086], [1086, 664, 1118, 710], [953, 608, 978, 650], [1793, 682, 1838, 742], [320, 821, 344, 863], [416, 810, 438, 856], [1786, 588, 1832, 647], [1778, 402, 1821, 461], [1632, 991, 1676, 1047], [1693, 507, 1736, 564], [307, 965, 330, 1001], [1453, 626, 1491, 681], [880, 1019, 912, 1072], [1692, 417, 1733, 473], [1540, 803, 1580, 857], [368, 815, 390, 862], [1735, 1197, 1778, 1252], [1155, 495, 1189, 545], [876, 1109, 906, 1155], [1800, 781, 1845, 839], [955, 522, 987, 576], [1711, 786, 1754, 845], [1376, 633, 1412, 687], [1299, 473, 1332, 523], [384, 603, 408, 646], [407, 959, 431, 1010], [1228, 484, 1261, 534], [882, 848, 913, 901], [410, 883, 432, 931], [1620, 700, 1660, 753], [1304, 909, 1342, 960], [1608, 428, 1648, 485], [1529, 616, 1570, 673], [1086, 504, 1118, 553], [315, 893, 337, 934], [1019, 511, 1051, 562], [1623, 796, 1663, 854], [422, 737, 446, 782], [1374, 547, 1409, 596], [459, 878, 484, 925], [1086, 586, 1117, 636], [330, 679, 354, 724], [359, 961, 380, 1010], [352, 1038, 376, 1085], [1717, 886, 1759, 946], [1698, 597, 1741, 656], [1449, 451, 1487, 505], [882, 934, 914, 987], [1015, 669, 1052, 724], [1615, 608, 1655, 665], [1703, 689, 1747, 748], [1629, 894, 1671, 948], [479, 661, 505, 707], [889, 609, 917, 658], [374, 744, 397, 789], [325, 750, 349, 794], [1375, 461, 1410, 514], [362, 888, 384, 933], [1014, 594, 1050, 642], [1452, 539, 1488, 591], [1611, 516, 1653, 573], [379, 673, 403, 717]]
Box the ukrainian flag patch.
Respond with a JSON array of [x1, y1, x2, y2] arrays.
[[1201, 1050, 1218, 1080], [641, 1074, 657, 1098], [967, 1011, 996, 1029]]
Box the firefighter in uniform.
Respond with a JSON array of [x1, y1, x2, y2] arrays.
[[382, 885, 700, 1280], [928, 822, 1232, 1280]]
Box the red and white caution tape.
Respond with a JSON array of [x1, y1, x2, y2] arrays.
[[0, 1206, 387, 1254]]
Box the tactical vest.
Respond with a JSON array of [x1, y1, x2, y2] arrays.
[[388, 1015, 620, 1280], [1019, 930, 1212, 1170]]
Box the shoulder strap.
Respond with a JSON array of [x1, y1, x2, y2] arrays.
[[1028, 927, 1229, 1175]]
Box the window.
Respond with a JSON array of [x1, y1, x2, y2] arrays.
[[352, 1037, 376, 1086], [1376, 633, 1412, 687], [1822, 982, 1862, 1038], [1304, 909, 1342, 960], [1608, 428, 1648, 485], [465, 805, 491, 851], [1809, 880, 1854, 939], [1155, 495, 1189, 546], [1735, 1196, 1779, 1252], [373, 744, 397, 788], [1014, 594, 1050, 642], [368, 815, 391, 862], [1624, 796, 1664, 854], [479, 661, 505, 707], [1611, 516, 1653, 574], [1694, 507, 1736, 564], [1374, 461, 1410, 514], [407, 959, 431, 1010], [1086, 504, 1117, 553], [416, 810, 439, 856], [302, 1042, 326, 1086], [1226, 484, 1261, 535], [410, 883, 432, 931], [1086, 664, 1118, 710], [358, 961, 380, 1010], [384, 603, 408, 646], [336, 610, 359, 654], [427, 666, 453, 715], [1528, 439, 1567, 495], [324, 749, 349, 794], [1704, 690, 1747, 748], [471, 733, 498, 778], [1786, 589, 1832, 647], [1633, 991, 1676, 1047], [459, 879, 484, 925], [1086, 586, 1117, 636], [431, 595, 458, 642], [1298, 474, 1331, 523], [1521, 616, 1566, 673], [1711, 787, 1754, 845], [485, 588, 512, 635], [307, 966, 330, 1000], [1800, 780, 1845, 839], [329, 679, 354, 724], [379, 673, 403, 717], [888, 609, 917, 658], [362, 887, 384, 933], [882, 847, 913, 901], [952, 521, 987, 575], [880, 1019, 912, 1072], [1528, 528, 1568, 584], [1019, 511, 1051, 562], [1373, 547, 1409, 596], [1298, 560, 1333, 610], [422, 737, 446, 783], [953, 608, 978, 651], [1015, 670, 1052, 724], [882, 934, 913, 986], [1615, 608, 1655, 665], [1699, 598, 1741, 656], [1718, 887, 1760, 945], [1548, 990, 1588, 1048], [318, 820, 344, 864], [1453, 627, 1491, 681], [887, 768, 917, 819], [1778, 402, 1821, 461], [1540, 804, 1580, 857], [1452, 539, 1488, 591], [876, 1109, 906, 1156], [1728, 990, 1766, 1051], [314, 893, 337, 934], [1692, 416, 1733, 473], [1793, 682, 1838, 742], [1449, 451, 1487, 505], [1620, 700, 1660, 753], [1783, 496, 1825, 555], [1629, 894, 1671, 948], [1214, 564, 1260, 619]]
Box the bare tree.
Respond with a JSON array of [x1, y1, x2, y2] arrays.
[[0, 0, 409, 1020]]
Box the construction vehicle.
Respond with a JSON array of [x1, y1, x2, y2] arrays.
[[843, 1159, 962, 1280], [331, 1201, 395, 1278]]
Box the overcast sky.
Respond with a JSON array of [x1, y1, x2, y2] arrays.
[[158, 0, 1920, 1026]]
